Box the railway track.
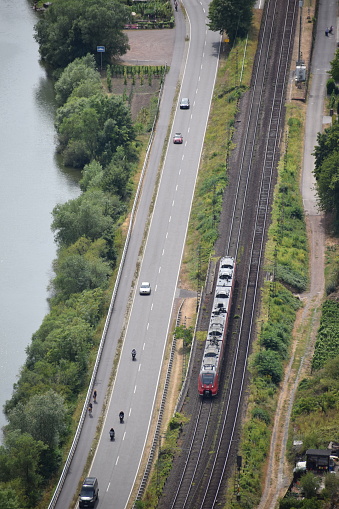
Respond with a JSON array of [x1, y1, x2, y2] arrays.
[[160, 0, 298, 507]]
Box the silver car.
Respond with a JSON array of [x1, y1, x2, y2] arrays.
[[139, 282, 151, 295]]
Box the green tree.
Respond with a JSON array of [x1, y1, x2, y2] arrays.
[[80, 160, 105, 191], [313, 122, 339, 170], [54, 54, 101, 106], [7, 390, 67, 449], [254, 349, 283, 385], [34, 0, 130, 70], [52, 254, 111, 297], [51, 189, 123, 246], [208, 0, 256, 42], [0, 487, 22, 509], [0, 431, 47, 507], [329, 48, 339, 82], [300, 472, 321, 499], [313, 150, 339, 214]]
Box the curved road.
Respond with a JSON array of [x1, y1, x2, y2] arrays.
[[55, 1, 222, 508]]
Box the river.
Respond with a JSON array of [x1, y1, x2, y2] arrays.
[[0, 0, 80, 435]]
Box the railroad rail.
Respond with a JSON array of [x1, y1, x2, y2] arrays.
[[160, 0, 298, 507]]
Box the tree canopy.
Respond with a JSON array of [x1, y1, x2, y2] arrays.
[[313, 122, 339, 219], [34, 0, 130, 70], [208, 0, 256, 41], [329, 48, 339, 82]]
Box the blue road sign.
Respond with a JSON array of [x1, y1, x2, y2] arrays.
[[97, 46, 105, 52]]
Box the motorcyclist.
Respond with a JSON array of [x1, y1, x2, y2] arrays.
[[119, 411, 124, 422], [109, 428, 115, 440], [131, 348, 136, 360]]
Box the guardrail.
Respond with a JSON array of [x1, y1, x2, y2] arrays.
[[48, 71, 166, 509]]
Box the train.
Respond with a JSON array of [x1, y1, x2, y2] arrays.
[[198, 256, 236, 396]]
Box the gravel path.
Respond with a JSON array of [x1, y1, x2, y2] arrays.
[[121, 29, 176, 66]]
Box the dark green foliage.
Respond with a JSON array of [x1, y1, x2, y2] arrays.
[[252, 406, 270, 424], [275, 264, 308, 292], [300, 472, 321, 499], [0, 487, 22, 509], [55, 92, 135, 169], [52, 254, 111, 298], [208, 0, 256, 42], [279, 498, 321, 509], [51, 189, 123, 246], [329, 48, 339, 82], [254, 350, 283, 385], [312, 123, 339, 219], [0, 431, 47, 507], [54, 54, 101, 106], [34, 0, 130, 70], [312, 300, 339, 371], [326, 78, 337, 96]]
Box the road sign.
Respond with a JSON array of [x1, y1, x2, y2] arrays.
[[97, 46, 105, 52]]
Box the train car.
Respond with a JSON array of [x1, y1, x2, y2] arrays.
[[198, 256, 235, 396]]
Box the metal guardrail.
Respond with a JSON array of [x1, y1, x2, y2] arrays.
[[48, 73, 166, 509]]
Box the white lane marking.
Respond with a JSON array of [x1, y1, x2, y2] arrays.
[[138, 364, 141, 372], [134, 385, 137, 394], [182, 154, 185, 160], [179, 169, 181, 175], [172, 200, 175, 207], [203, 52, 205, 58], [151, 302, 153, 310], [185, 141, 188, 146], [147, 323, 149, 330], [188, 126, 190, 133], [123, 431, 126, 441], [143, 342, 146, 350], [115, 456, 119, 465], [162, 248, 165, 255], [169, 216, 172, 222], [129, 408, 132, 417], [107, 483, 111, 491], [155, 284, 157, 291], [176, 185, 178, 191]]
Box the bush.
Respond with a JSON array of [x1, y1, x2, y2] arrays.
[[326, 78, 336, 95]]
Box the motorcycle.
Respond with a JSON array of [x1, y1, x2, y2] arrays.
[[119, 411, 124, 423], [109, 428, 115, 441], [132, 349, 136, 361]]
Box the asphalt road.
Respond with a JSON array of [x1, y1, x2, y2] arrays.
[[54, 1, 222, 508]]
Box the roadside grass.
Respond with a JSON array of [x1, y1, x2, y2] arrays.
[[182, 17, 260, 286], [134, 413, 188, 509]]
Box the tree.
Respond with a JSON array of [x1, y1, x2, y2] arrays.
[[300, 472, 321, 499], [313, 123, 339, 171], [208, 0, 256, 42], [34, 0, 130, 70], [51, 189, 123, 246], [54, 54, 102, 106], [329, 48, 339, 82], [7, 390, 67, 449], [52, 254, 111, 297], [0, 431, 47, 507], [313, 150, 339, 214], [254, 349, 283, 385], [0, 487, 22, 509]]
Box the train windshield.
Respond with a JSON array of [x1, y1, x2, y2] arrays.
[[202, 373, 215, 385]]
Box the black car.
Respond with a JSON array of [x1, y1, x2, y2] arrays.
[[79, 477, 99, 508], [180, 97, 190, 109]]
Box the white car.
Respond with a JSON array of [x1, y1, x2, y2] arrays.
[[139, 282, 151, 295]]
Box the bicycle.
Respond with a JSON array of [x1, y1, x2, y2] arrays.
[[88, 403, 93, 416], [93, 390, 97, 403]]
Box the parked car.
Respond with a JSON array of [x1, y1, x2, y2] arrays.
[[180, 97, 190, 109], [139, 282, 151, 295], [173, 132, 183, 144]]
